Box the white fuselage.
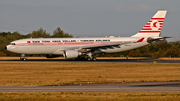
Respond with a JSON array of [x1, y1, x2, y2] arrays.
[[6, 37, 149, 55]]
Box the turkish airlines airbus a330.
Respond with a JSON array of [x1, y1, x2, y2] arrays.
[[6, 10, 168, 61]]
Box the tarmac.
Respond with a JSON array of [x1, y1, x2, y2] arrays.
[[0, 81, 180, 92], [0, 57, 180, 63]]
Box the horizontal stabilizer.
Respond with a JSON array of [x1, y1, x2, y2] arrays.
[[147, 36, 171, 43]]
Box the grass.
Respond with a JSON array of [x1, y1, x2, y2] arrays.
[[0, 62, 180, 86], [0, 92, 180, 101], [0, 61, 180, 101]]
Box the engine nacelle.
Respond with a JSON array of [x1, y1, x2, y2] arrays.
[[147, 37, 154, 43], [46, 54, 60, 58], [63, 50, 81, 59]]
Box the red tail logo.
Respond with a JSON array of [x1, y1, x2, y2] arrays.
[[139, 18, 164, 33]]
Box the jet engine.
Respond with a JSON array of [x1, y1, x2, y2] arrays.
[[63, 50, 82, 59], [147, 37, 154, 43]]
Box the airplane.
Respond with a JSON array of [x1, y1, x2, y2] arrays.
[[5, 10, 168, 61]]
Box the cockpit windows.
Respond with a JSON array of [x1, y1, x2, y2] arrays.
[[9, 43, 16, 45]]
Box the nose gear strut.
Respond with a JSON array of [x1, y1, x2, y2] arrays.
[[20, 54, 27, 61]]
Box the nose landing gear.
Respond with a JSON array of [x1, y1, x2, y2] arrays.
[[20, 54, 27, 61]]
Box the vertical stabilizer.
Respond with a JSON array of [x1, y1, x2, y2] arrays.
[[131, 10, 167, 37]]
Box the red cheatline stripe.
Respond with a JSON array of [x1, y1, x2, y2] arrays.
[[151, 18, 165, 20], [149, 20, 164, 22], [139, 31, 161, 33], [141, 28, 152, 30], [11, 41, 136, 47], [158, 21, 164, 22]]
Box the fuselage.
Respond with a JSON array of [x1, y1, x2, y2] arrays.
[[6, 36, 149, 55]]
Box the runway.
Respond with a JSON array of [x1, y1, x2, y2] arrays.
[[0, 81, 180, 92], [1, 57, 180, 63]]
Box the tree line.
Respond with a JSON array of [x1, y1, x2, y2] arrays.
[[96, 41, 180, 58], [0, 27, 180, 57]]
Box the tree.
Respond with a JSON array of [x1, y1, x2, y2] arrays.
[[53, 27, 73, 38], [166, 44, 180, 57], [129, 49, 141, 57], [27, 28, 51, 38]]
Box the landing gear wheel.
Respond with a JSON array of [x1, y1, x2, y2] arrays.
[[23, 58, 26, 61], [92, 57, 97, 61], [20, 57, 27, 61], [87, 57, 91, 61]]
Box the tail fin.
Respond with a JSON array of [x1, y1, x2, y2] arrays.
[[131, 10, 167, 37]]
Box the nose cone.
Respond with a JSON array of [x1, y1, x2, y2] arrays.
[[5, 46, 7, 50]]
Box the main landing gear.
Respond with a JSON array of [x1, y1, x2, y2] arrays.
[[87, 52, 97, 61], [75, 56, 97, 61], [86, 56, 97, 61], [75, 52, 97, 61], [86, 52, 97, 61], [20, 54, 27, 61]]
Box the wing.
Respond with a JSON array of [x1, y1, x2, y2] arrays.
[[63, 42, 133, 52], [64, 37, 146, 51]]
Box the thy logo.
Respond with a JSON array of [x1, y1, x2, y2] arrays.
[[150, 20, 160, 30]]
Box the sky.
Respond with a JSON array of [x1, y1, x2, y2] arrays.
[[0, 0, 180, 41]]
